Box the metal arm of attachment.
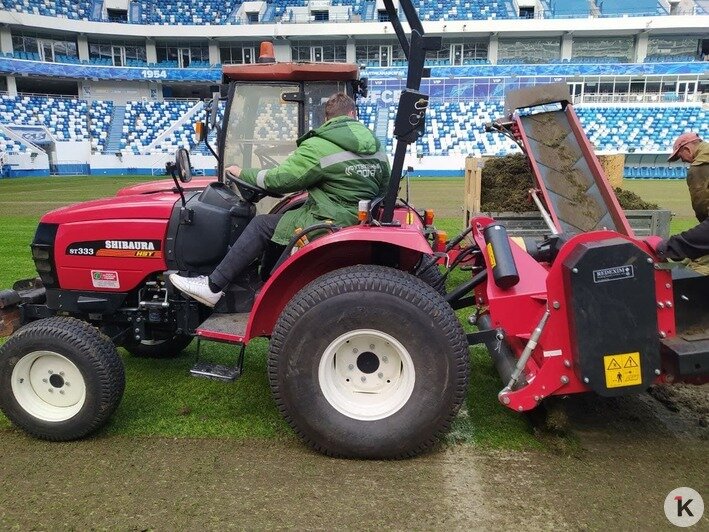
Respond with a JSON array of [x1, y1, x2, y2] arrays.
[[500, 308, 551, 393], [380, 0, 441, 224], [529, 189, 560, 236]]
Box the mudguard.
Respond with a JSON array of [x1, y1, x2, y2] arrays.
[[245, 225, 434, 339]]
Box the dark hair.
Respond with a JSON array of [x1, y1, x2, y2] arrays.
[[325, 92, 356, 120]]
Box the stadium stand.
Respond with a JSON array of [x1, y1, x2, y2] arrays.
[[576, 105, 709, 153], [0, 0, 706, 177], [155, 101, 226, 155], [0, 95, 89, 141], [120, 100, 197, 154], [139, 0, 234, 25], [5, 0, 706, 23], [0, 93, 705, 164], [0, 130, 29, 154], [413, 0, 512, 21], [5, 0, 94, 20], [89, 100, 114, 153]]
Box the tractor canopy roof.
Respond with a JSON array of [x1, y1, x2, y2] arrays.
[[222, 62, 360, 83]]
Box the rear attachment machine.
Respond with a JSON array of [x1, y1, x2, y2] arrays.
[[446, 83, 708, 412]]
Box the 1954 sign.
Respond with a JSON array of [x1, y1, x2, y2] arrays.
[[140, 69, 168, 79]]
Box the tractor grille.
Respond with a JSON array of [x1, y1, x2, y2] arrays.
[[31, 223, 59, 288]]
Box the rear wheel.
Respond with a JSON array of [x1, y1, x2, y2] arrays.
[[0, 317, 125, 441], [268, 265, 469, 459], [122, 333, 192, 359]]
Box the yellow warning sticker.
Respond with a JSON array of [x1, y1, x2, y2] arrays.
[[604, 352, 642, 389], [486, 243, 497, 268]]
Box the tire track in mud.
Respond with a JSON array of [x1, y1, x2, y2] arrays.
[[0, 423, 705, 530]]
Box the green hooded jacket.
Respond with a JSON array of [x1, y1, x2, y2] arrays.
[[240, 116, 391, 245], [687, 141, 709, 222]]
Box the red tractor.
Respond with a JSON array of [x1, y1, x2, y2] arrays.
[[0, 0, 706, 459]]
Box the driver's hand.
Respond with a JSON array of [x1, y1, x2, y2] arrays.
[[226, 165, 242, 178]]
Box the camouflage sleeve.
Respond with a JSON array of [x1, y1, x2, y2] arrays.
[[686, 163, 709, 223]]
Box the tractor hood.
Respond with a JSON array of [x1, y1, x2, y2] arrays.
[[116, 177, 216, 196], [41, 192, 179, 224]]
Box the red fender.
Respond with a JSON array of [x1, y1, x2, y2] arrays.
[[244, 225, 433, 340]]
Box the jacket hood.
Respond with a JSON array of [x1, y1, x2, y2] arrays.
[[299, 116, 380, 155]]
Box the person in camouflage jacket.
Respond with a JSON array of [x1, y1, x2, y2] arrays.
[[656, 132, 709, 274], [170, 92, 391, 307]]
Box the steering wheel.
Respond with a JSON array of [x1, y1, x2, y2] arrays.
[[225, 170, 283, 203]]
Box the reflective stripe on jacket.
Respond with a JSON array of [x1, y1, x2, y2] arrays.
[[241, 116, 391, 245]]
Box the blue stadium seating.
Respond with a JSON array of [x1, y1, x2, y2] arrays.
[[120, 100, 197, 154], [624, 165, 687, 179], [0, 130, 29, 154], [1, 0, 696, 23], [0, 95, 89, 141], [5, 0, 93, 20], [0, 93, 706, 163], [155, 101, 226, 154], [89, 100, 114, 153], [138, 0, 235, 24], [576, 105, 709, 153], [413, 0, 512, 21]]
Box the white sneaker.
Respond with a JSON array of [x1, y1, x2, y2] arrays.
[[169, 274, 224, 307]]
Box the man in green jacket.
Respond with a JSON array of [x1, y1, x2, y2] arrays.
[[170, 92, 391, 307], [656, 132, 709, 274]]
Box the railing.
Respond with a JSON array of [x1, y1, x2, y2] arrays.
[[577, 92, 700, 105], [11, 92, 81, 100]]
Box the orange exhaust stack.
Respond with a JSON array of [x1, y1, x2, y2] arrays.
[[257, 42, 276, 64]]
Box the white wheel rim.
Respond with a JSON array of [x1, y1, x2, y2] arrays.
[[318, 329, 415, 421], [11, 350, 86, 422]]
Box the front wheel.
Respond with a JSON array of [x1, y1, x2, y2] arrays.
[[268, 265, 469, 459], [0, 317, 125, 441]]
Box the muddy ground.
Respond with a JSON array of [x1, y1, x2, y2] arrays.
[[0, 387, 706, 530]]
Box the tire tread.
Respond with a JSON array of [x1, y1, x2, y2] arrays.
[[268, 265, 468, 459], [0, 316, 125, 441]]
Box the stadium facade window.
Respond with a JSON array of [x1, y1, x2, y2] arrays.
[[572, 37, 633, 62], [220, 44, 260, 64], [89, 41, 146, 67], [647, 36, 699, 60], [156, 43, 209, 68], [497, 38, 560, 64], [312, 10, 329, 22], [378, 10, 391, 22], [246, 11, 259, 23], [576, 75, 692, 104], [12, 33, 78, 62], [356, 41, 406, 67], [292, 41, 346, 63], [435, 40, 488, 66], [106, 8, 128, 23]]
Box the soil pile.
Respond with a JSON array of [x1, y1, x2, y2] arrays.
[[480, 154, 659, 212], [612, 187, 659, 210], [480, 154, 536, 212]]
